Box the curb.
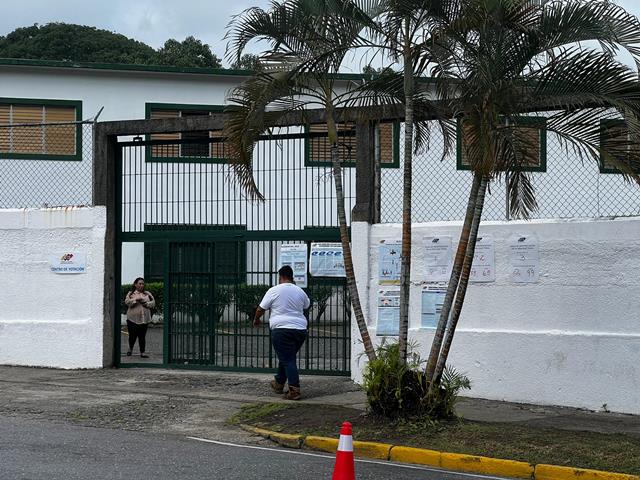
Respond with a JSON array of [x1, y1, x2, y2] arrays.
[[240, 425, 639, 480]]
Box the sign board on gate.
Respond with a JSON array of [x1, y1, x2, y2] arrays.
[[279, 243, 308, 288], [309, 242, 345, 277]]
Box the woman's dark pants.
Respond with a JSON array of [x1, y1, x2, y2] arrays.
[[126, 320, 148, 354]]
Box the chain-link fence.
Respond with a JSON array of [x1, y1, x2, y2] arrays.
[[0, 121, 94, 208], [381, 123, 640, 223]]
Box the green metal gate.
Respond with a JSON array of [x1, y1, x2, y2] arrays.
[[116, 129, 354, 375]]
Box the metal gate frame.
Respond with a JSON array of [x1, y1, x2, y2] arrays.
[[93, 111, 377, 370]]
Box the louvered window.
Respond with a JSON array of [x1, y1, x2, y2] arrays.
[[148, 104, 227, 163], [457, 117, 547, 172], [0, 100, 79, 159], [599, 120, 640, 174], [305, 121, 399, 168]]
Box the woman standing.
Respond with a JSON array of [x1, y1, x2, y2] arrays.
[[124, 277, 155, 358]]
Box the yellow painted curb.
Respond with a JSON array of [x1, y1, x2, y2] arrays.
[[304, 436, 338, 453], [353, 441, 393, 460], [270, 432, 304, 449], [389, 446, 441, 467], [441, 452, 534, 479], [535, 464, 640, 480], [244, 425, 637, 480]]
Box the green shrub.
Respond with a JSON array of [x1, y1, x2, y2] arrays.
[[234, 284, 270, 321], [362, 341, 471, 419], [304, 285, 334, 323], [121, 282, 164, 314], [212, 284, 234, 319]]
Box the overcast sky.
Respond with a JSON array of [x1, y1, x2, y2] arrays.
[[1, 0, 639, 70]]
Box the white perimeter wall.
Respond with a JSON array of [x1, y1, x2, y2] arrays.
[[0, 207, 106, 368], [350, 217, 640, 414]]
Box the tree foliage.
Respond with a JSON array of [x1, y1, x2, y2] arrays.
[[0, 23, 222, 68], [156, 35, 222, 68], [231, 53, 262, 70]]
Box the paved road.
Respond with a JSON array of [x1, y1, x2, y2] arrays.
[[0, 417, 504, 480]]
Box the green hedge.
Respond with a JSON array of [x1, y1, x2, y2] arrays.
[[120, 282, 338, 322]]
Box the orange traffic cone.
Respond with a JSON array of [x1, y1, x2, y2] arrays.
[[332, 421, 355, 480]]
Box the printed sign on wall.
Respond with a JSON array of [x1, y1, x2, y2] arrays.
[[470, 235, 496, 283], [376, 289, 400, 336], [50, 252, 87, 274], [421, 286, 447, 329], [378, 240, 402, 285], [424, 236, 453, 283], [509, 234, 540, 283]]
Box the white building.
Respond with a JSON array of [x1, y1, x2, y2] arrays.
[[1, 58, 640, 414]]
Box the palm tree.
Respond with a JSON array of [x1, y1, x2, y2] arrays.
[[223, 0, 380, 361], [425, 0, 640, 393], [342, 0, 460, 363]]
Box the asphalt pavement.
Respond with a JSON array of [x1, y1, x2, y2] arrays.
[[0, 417, 500, 480]]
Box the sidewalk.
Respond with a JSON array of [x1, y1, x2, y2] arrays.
[[1, 365, 639, 439]]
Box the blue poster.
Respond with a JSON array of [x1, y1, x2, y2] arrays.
[[378, 241, 401, 285], [421, 287, 447, 329], [376, 289, 400, 336]]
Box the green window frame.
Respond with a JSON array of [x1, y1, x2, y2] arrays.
[[143, 224, 247, 284], [304, 121, 400, 168], [599, 119, 640, 174], [0, 97, 82, 161], [145, 102, 227, 164], [456, 116, 547, 173]]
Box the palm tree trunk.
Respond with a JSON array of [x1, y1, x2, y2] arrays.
[[431, 176, 489, 385], [398, 17, 414, 363], [425, 174, 482, 381], [326, 112, 376, 362]]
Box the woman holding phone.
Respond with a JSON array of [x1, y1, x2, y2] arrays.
[[124, 277, 155, 358]]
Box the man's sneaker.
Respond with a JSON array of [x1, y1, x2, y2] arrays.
[[270, 380, 285, 394], [283, 386, 301, 401]]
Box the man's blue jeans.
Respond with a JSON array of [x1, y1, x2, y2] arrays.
[[271, 328, 307, 388]]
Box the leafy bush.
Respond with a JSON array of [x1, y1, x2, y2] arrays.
[[362, 341, 471, 419], [234, 284, 270, 321], [304, 285, 334, 323], [212, 285, 234, 319], [121, 282, 163, 314]]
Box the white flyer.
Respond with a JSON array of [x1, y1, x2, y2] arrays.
[[279, 243, 308, 288], [50, 252, 87, 274], [309, 242, 346, 277], [378, 240, 402, 285], [509, 234, 540, 283], [424, 236, 453, 283], [421, 286, 447, 329], [470, 235, 495, 283], [376, 289, 400, 336]]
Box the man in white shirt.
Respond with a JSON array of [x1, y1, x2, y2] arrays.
[[254, 265, 310, 400]]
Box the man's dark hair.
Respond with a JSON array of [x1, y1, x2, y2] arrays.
[[278, 265, 294, 281]]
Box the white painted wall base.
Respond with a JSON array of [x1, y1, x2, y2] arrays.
[[0, 207, 106, 369], [350, 217, 640, 414]]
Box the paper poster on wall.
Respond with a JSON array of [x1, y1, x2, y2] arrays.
[[421, 286, 447, 329], [376, 289, 400, 336], [470, 235, 495, 283], [279, 243, 308, 288], [309, 242, 346, 277], [509, 234, 540, 283], [50, 252, 87, 274], [378, 240, 402, 285], [424, 236, 453, 282]]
